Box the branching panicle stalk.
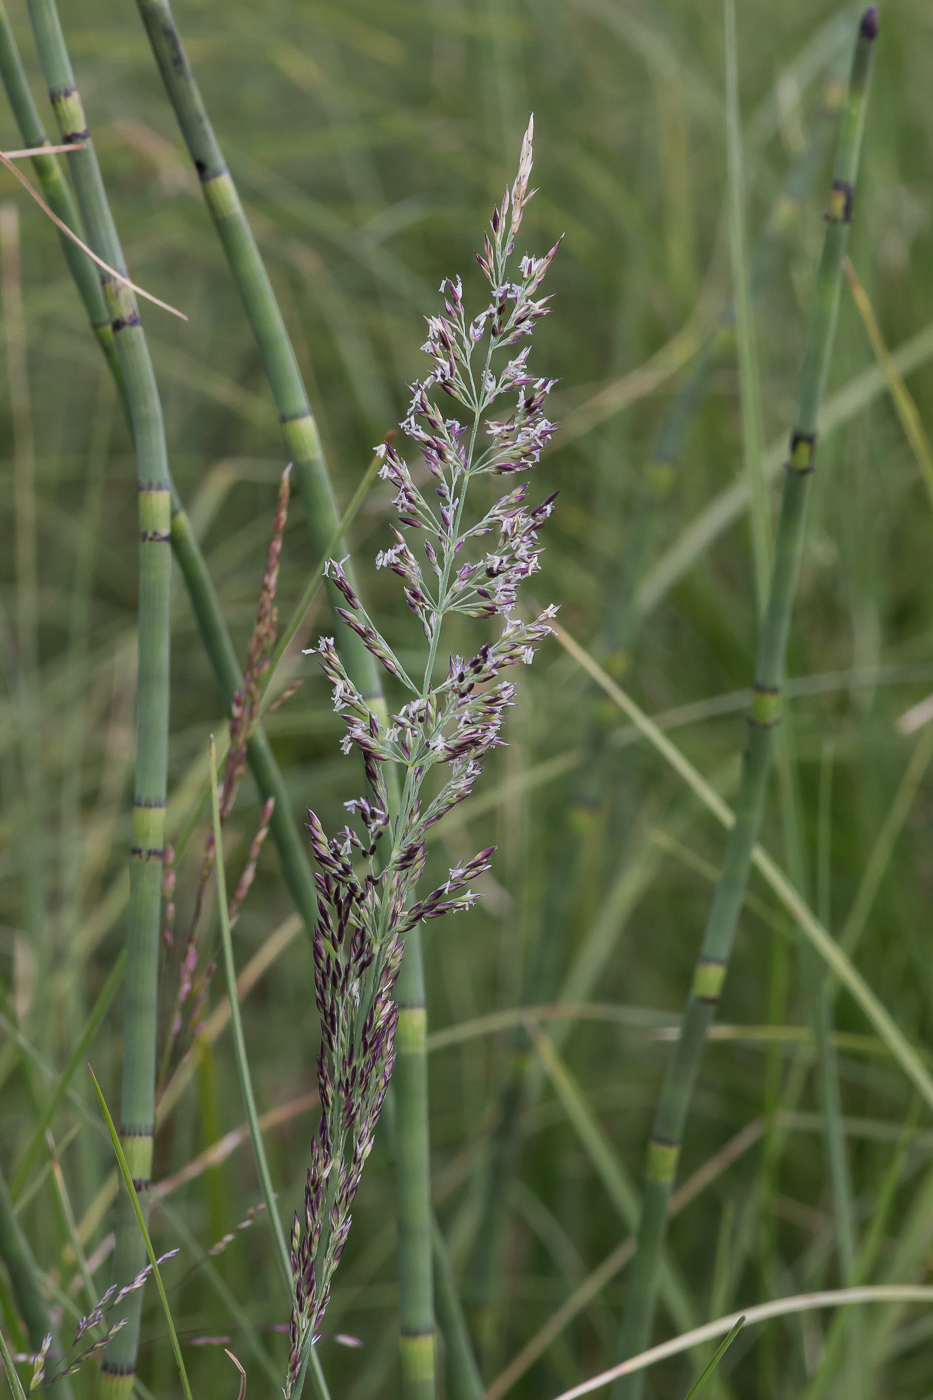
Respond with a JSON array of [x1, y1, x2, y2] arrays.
[[287, 120, 559, 1400], [611, 12, 878, 1396]]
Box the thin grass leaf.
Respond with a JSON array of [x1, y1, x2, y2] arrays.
[[86, 1066, 193, 1400], [680, 1316, 744, 1400], [842, 254, 933, 508], [11, 949, 125, 1197], [550, 1288, 933, 1400], [552, 620, 933, 1112]]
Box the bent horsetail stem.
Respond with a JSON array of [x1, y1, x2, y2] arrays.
[[0, 3, 319, 935], [21, 0, 172, 1393], [611, 11, 878, 1397], [132, 0, 383, 712]]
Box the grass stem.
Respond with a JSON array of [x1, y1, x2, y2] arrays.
[[610, 16, 877, 1390]]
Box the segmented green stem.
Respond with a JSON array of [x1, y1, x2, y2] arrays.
[[0, 0, 122, 396], [0, 5, 321, 939], [133, 7, 438, 1392], [611, 14, 877, 1395], [133, 0, 382, 707], [21, 3, 171, 1394], [0, 1167, 72, 1398]]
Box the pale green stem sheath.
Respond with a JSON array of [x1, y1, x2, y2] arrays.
[[132, 0, 382, 707], [611, 14, 878, 1396], [21, 4, 173, 1396], [0, 1168, 72, 1398]]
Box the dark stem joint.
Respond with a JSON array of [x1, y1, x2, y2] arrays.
[[195, 157, 227, 183], [120, 1124, 154, 1137], [280, 410, 311, 424], [113, 313, 142, 332], [63, 128, 90, 144], [101, 1363, 136, 1378], [825, 180, 855, 224], [140, 530, 171, 544], [130, 846, 165, 861], [131, 1178, 151, 1194], [787, 429, 817, 474], [746, 712, 782, 730]]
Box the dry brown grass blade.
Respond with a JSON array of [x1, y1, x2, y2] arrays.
[[0, 148, 187, 319]]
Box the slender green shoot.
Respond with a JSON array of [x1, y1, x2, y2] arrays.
[[681, 1316, 745, 1400], [11, 950, 124, 1197], [0, 1320, 28, 1400], [842, 255, 933, 507], [209, 735, 290, 1293], [209, 736, 331, 1400], [552, 620, 933, 1112], [724, 0, 770, 608], [87, 1066, 193, 1400]]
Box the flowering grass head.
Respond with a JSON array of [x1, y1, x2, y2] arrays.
[[287, 116, 559, 1392]]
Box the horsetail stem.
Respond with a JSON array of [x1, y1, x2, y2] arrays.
[[132, 0, 383, 708], [0, 0, 123, 397], [19, 2, 172, 1393], [0, 8, 325, 941], [611, 12, 878, 1395]]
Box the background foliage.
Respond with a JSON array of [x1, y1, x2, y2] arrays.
[[2, 0, 933, 1397]]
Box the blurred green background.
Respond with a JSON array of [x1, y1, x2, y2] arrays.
[[2, 0, 933, 1396]]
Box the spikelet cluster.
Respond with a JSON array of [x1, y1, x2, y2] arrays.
[[287, 116, 559, 1392]]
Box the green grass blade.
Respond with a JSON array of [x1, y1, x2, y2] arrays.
[[724, 0, 769, 609], [87, 1066, 193, 1400], [680, 1316, 744, 1400], [0, 1319, 29, 1400], [208, 735, 292, 1296], [552, 621, 933, 1112], [11, 949, 124, 1198]]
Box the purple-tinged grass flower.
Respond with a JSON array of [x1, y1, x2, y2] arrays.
[[287, 115, 559, 1392]]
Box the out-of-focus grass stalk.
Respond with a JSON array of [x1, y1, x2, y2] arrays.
[[21, 3, 172, 1393], [611, 17, 878, 1389], [724, 0, 770, 609], [133, 0, 383, 710], [0, 0, 123, 393], [842, 254, 933, 507], [88, 1069, 193, 1400], [394, 921, 437, 1400], [0, 201, 47, 1046], [208, 737, 331, 1400], [0, 1167, 72, 1397]]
